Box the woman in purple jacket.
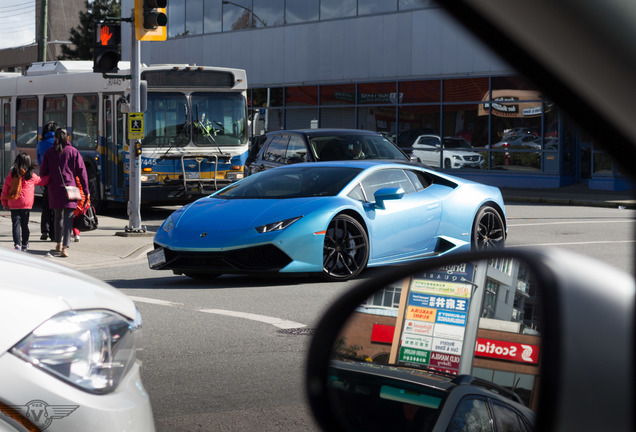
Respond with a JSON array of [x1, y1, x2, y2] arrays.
[[39, 128, 90, 257]]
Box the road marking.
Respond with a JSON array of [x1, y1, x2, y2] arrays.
[[128, 296, 184, 307], [508, 220, 632, 227], [199, 309, 306, 329]]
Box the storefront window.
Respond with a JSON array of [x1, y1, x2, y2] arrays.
[[286, 108, 318, 129], [396, 105, 440, 146], [358, 82, 398, 105], [442, 103, 482, 146], [320, 84, 355, 105], [285, 86, 318, 107], [358, 106, 395, 134], [400, 80, 440, 104], [251, 87, 284, 108], [443, 77, 489, 102], [320, 107, 355, 129]]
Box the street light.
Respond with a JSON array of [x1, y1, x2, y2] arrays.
[[222, 0, 267, 27]]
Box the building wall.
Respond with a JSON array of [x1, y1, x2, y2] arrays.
[[124, 5, 514, 86]]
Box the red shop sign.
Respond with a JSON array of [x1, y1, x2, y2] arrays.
[[475, 338, 540, 364]]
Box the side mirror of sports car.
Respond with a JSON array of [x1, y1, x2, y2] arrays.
[[374, 187, 405, 209], [306, 248, 634, 432]]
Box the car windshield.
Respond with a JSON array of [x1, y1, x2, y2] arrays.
[[214, 166, 363, 199], [442, 138, 472, 149], [310, 135, 408, 161]]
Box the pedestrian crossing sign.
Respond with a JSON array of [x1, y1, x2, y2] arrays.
[[129, 113, 144, 140]]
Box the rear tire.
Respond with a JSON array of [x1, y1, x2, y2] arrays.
[[472, 205, 506, 250]]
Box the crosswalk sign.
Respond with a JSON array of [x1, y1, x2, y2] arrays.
[[129, 112, 144, 140]]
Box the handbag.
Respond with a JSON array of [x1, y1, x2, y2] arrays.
[[73, 199, 98, 231], [57, 161, 81, 201]]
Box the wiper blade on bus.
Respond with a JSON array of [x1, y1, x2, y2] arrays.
[[194, 104, 225, 155]]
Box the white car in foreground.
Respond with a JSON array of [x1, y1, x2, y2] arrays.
[[0, 249, 154, 431]]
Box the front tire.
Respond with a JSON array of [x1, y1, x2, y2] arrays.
[[322, 214, 369, 281], [472, 205, 506, 250]]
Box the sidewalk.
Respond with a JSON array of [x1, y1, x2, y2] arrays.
[[0, 208, 154, 271], [0, 185, 633, 271], [500, 184, 636, 209]]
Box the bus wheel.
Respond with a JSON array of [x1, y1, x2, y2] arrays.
[[88, 169, 106, 213]]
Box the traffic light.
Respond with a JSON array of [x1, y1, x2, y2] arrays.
[[93, 23, 120, 74], [135, 0, 168, 41]]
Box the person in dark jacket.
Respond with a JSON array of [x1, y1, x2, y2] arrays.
[[36, 120, 57, 241], [39, 128, 89, 258]]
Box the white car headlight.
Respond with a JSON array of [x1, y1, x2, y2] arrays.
[[11, 309, 140, 394], [255, 216, 302, 233]]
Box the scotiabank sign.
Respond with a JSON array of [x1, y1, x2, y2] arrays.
[[475, 338, 540, 364]]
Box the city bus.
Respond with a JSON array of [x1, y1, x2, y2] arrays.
[[0, 60, 249, 211]]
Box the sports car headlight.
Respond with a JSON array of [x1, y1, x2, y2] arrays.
[[10, 309, 140, 394], [255, 216, 303, 233], [161, 215, 175, 233]]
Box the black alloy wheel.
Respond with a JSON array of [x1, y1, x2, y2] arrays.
[[472, 205, 506, 250], [322, 214, 369, 281]]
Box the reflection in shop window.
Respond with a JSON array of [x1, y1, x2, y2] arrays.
[[285, 86, 318, 107], [320, 84, 356, 105], [320, 0, 355, 19], [167, 1, 185, 37], [285, 108, 318, 129], [358, 82, 399, 105], [185, 0, 203, 35], [358, 106, 396, 135], [320, 107, 355, 129], [253, 0, 284, 27], [286, 0, 318, 24]]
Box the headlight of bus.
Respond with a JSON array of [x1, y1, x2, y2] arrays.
[[10, 309, 140, 394], [140, 173, 158, 183], [226, 172, 244, 181]]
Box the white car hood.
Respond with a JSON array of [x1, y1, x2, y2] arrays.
[[0, 249, 137, 353]]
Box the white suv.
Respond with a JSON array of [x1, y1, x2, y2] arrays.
[[411, 135, 484, 169]]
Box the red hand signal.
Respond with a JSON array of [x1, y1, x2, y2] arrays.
[[100, 26, 113, 45]]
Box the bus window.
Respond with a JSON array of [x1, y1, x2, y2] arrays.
[[16, 97, 38, 148], [72, 94, 98, 150], [3, 101, 10, 176], [44, 95, 67, 128], [145, 92, 188, 148]]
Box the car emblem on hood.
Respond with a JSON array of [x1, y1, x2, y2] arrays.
[[200, 232, 207, 238]]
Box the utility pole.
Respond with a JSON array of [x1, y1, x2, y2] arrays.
[[37, 0, 48, 62]]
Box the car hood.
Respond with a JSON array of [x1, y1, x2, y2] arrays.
[[0, 249, 137, 353], [175, 196, 330, 232]]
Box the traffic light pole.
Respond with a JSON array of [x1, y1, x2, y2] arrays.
[[126, 23, 144, 233]]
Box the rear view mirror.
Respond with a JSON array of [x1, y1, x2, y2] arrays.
[[306, 248, 634, 432]]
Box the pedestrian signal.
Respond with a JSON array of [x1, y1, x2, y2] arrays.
[[93, 23, 120, 74], [135, 0, 168, 41]]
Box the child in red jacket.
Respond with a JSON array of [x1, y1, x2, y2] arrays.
[[1, 153, 49, 251]]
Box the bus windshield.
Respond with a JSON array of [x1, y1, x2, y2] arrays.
[[191, 92, 247, 147], [144, 92, 247, 148]]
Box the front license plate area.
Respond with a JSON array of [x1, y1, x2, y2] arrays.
[[147, 247, 166, 269]]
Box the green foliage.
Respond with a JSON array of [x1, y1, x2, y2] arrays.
[[58, 0, 121, 60]]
